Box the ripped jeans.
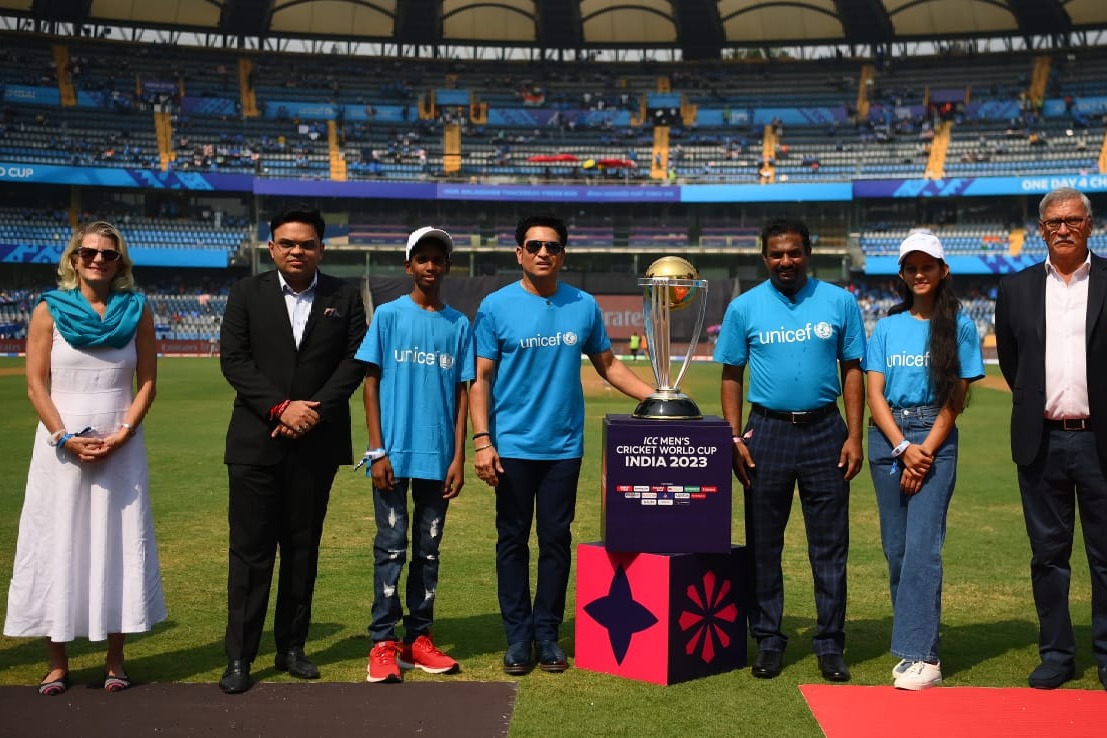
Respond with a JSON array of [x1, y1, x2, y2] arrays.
[[369, 478, 450, 643]]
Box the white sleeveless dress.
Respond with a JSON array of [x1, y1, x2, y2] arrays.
[[3, 328, 167, 642]]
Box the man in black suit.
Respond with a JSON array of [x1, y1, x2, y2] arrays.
[[218, 207, 366, 694], [995, 186, 1107, 691]]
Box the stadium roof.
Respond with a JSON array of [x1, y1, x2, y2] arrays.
[[3, 1, 1107, 59]]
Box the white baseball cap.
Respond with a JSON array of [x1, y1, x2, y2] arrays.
[[405, 226, 454, 260], [897, 231, 944, 264]]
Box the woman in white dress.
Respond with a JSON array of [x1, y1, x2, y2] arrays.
[[3, 221, 165, 695]]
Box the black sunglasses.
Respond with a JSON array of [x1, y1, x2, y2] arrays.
[[523, 240, 564, 255], [77, 247, 122, 262]]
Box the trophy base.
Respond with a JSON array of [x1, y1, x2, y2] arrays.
[[632, 392, 703, 420]]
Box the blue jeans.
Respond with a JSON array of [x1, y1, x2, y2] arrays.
[[868, 406, 958, 662], [369, 478, 449, 643], [495, 457, 581, 645]]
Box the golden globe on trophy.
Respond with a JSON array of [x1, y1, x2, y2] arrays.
[[632, 256, 709, 420]]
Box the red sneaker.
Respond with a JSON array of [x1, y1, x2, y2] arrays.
[[398, 634, 459, 674], [366, 640, 402, 683]]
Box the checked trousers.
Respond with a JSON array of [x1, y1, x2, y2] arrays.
[[742, 410, 850, 656]]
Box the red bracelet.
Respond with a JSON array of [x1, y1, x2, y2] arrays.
[[269, 399, 291, 421]]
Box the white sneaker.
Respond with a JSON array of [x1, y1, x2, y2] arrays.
[[894, 660, 942, 690], [892, 659, 910, 679]]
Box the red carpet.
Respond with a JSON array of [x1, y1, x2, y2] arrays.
[[801, 684, 1107, 738], [0, 681, 516, 737]]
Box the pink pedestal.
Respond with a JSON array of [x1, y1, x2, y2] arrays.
[[575, 542, 748, 685]]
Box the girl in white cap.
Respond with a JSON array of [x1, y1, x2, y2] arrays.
[[863, 231, 985, 689]]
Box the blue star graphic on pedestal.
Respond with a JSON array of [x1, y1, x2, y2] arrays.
[[583, 563, 658, 664]]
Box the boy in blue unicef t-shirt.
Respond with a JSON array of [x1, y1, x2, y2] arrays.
[[355, 226, 475, 684]]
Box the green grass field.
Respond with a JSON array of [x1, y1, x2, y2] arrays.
[[0, 358, 1099, 736]]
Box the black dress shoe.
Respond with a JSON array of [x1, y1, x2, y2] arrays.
[[818, 653, 851, 682], [536, 640, 568, 673], [1028, 660, 1074, 689], [1098, 665, 1107, 691], [274, 647, 320, 679], [751, 650, 783, 679], [503, 641, 534, 676], [219, 660, 253, 694]]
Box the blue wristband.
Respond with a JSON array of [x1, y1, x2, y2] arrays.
[[57, 433, 75, 447]]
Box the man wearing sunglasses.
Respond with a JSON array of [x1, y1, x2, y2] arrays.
[[471, 213, 653, 675], [217, 206, 367, 693], [996, 187, 1107, 691]]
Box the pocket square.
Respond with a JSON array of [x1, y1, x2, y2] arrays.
[[323, 307, 343, 318]]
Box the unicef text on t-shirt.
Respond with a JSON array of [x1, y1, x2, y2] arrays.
[[518, 331, 579, 349], [756, 321, 835, 345], [886, 351, 930, 368], [394, 346, 457, 370]]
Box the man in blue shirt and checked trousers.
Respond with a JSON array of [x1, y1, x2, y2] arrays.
[[714, 217, 866, 682]]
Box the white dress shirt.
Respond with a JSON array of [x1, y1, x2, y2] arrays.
[[1043, 255, 1091, 420], [278, 271, 317, 348]]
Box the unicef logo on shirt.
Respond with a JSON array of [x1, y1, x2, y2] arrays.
[[394, 347, 455, 369], [758, 322, 835, 345], [519, 331, 578, 350]]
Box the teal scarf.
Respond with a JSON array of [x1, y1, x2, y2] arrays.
[[42, 289, 146, 349]]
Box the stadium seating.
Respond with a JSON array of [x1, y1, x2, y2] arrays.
[[5, 32, 1107, 187], [0, 30, 1103, 342]]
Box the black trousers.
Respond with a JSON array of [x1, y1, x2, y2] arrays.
[[1018, 428, 1107, 667], [494, 457, 582, 644], [224, 457, 337, 663]]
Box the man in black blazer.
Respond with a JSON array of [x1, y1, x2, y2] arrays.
[[995, 186, 1107, 691], [218, 207, 366, 693]]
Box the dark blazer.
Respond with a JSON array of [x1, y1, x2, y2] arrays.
[[220, 270, 367, 468], [994, 252, 1107, 468]]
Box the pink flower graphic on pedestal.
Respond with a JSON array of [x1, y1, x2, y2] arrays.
[[678, 569, 738, 663]]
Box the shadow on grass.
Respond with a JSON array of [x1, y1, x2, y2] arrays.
[[844, 616, 1044, 677], [1, 620, 348, 684], [3, 611, 544, 684], [707, 614, 1043, 679], [1, 612, 1056, 686]]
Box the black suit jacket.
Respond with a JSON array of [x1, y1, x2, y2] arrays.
[[994, 252, 1107, 468], [220, 270, 367, 468]]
